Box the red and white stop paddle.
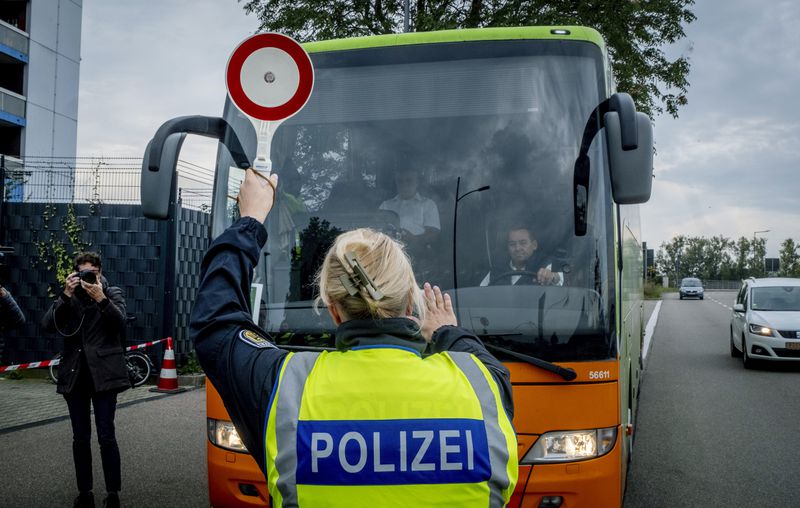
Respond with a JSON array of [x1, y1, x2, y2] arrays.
[[226, 33, 314, 175]]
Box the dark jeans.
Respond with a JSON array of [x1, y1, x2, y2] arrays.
[[64, 390, 121, 494]]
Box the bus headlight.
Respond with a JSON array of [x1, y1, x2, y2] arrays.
[[522, 427, 617, 464], [207, 418, 248, 452]]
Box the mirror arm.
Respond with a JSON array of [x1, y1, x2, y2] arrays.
[[572, 92, 641, 235], [147, 116, 251, 172]]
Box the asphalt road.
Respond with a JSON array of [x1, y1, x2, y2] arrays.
[[625, 292, 800, 508], [0, 388, 208, 507]]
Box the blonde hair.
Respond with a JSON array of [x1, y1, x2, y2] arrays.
[[316, 228, 425, 323]]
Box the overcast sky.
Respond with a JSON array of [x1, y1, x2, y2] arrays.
[[76, 0, 799, 257]]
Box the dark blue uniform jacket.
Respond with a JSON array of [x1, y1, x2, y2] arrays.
[[190, 217, 514, 475]]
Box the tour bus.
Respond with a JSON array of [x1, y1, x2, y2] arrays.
[[142, 26, 652, 507]]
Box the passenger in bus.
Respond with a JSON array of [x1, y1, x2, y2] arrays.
[[480, 226, 564, 286], [379, 166, 441, 250], [190, 169, 518, 506]]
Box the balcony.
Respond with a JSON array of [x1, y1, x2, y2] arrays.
[[0, 20, 28, 63], [0, 87, 25, 126]]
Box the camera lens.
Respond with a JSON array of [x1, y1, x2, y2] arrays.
[[79, 270, 97, 284]]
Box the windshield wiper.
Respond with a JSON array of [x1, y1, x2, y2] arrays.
[[483, 341, 577, 381]]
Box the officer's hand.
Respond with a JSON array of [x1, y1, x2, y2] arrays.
[[238, 169, 279, 223], [81, 279, 105, 303], [64, 272, 80, 298], [419, 282, 457, 343]]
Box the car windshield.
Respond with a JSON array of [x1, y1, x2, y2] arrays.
[[682, 279, 702, 287], [750, 286, 800, 311], [216, 39, 616, 362]]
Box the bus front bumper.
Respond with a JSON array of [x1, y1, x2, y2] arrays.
[[207, 443, 269, 507]]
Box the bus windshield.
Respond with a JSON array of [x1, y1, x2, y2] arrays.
[[218, 39, 616, 362]]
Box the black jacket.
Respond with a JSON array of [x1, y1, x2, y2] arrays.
[[190, 217, 514, 474], [41, 278, 131, 395]]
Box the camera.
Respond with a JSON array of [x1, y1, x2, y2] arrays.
[[78, 270, 97, 284]]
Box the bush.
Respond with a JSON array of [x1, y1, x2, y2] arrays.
[[178, 351, 204, 375], [644, 281, 676, 299]]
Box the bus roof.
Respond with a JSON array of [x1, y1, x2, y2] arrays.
[[302, 26, 605, 54]]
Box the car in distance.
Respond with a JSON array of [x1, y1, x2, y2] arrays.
[[679, 277, 704, 300], [730, 277, 800, 368]]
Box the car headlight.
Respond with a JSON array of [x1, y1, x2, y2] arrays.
[[749, 324, 774, 337], [207, 418, 248, 452], [521, 427, 617, 464]]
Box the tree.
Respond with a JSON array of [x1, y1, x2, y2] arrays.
[[778, 238, 799, 277], [655, 235, 686, 285], [733, 237, 750, 280], [704, 235, 734, 280], [749, 237, 767, 278], [240, 0, 695, 118]]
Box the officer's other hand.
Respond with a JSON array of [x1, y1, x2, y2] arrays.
[[64, 272, 80, 297], [238, 168, 279, 223], [420, 282, 457, 343], [81, 279, 105, 303]]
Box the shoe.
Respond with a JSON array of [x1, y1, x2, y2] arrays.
[[73, 492, 94, 508], [103, 492, 120, 508]]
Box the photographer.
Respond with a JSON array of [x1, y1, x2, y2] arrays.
[[41, 252, 130, 508]]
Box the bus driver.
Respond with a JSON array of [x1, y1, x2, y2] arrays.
[[480, 226, 564, 287]]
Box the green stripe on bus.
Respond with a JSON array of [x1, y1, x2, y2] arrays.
[[302, 26, 604, 54]]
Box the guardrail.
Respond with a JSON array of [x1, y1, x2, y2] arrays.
[[0, 21, 28, 59], [0, 88, 25, 120]]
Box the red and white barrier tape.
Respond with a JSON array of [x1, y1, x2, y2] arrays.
[[125, 337, 168, 352], [0, 337, 170, 373]]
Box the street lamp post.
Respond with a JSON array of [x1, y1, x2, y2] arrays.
[[753, 229, 770, 242]]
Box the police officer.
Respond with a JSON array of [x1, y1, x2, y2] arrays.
[[190, 169, 518, 507]]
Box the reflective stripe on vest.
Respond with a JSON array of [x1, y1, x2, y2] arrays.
[[448, 351, 514, 507], [265, 348, 517, 508]]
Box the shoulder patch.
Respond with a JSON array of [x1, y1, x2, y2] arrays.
[[238, 329, 274, 349]]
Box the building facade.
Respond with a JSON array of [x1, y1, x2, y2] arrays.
[[1, 0, 82, 200]]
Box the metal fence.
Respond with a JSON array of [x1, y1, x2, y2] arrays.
[[2, 156, 214, 210]]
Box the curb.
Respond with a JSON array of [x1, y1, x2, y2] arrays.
[[178, 373, 205, 388]]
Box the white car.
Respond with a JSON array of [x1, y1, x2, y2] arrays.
[[730, 277, 800, 368]]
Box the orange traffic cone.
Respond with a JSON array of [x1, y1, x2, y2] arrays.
[[149, 337, 186, 394]]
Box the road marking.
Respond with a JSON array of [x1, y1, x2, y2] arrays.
[[642, 300, 662, 365], [708, 296, 732, 310]]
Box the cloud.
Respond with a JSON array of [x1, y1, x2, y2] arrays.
[[77, 1, 260, 162]]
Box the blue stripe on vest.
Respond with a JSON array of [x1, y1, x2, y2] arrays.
[[296, 418, 491, 486]]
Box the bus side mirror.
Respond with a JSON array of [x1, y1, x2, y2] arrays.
[[605, 111, 653, 204], [141, 115, 255, 219]]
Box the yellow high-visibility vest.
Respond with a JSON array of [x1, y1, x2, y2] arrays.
[[264, 346, 518, 507]]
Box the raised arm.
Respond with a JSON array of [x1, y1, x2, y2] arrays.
[[189, 170, 288, 471]]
